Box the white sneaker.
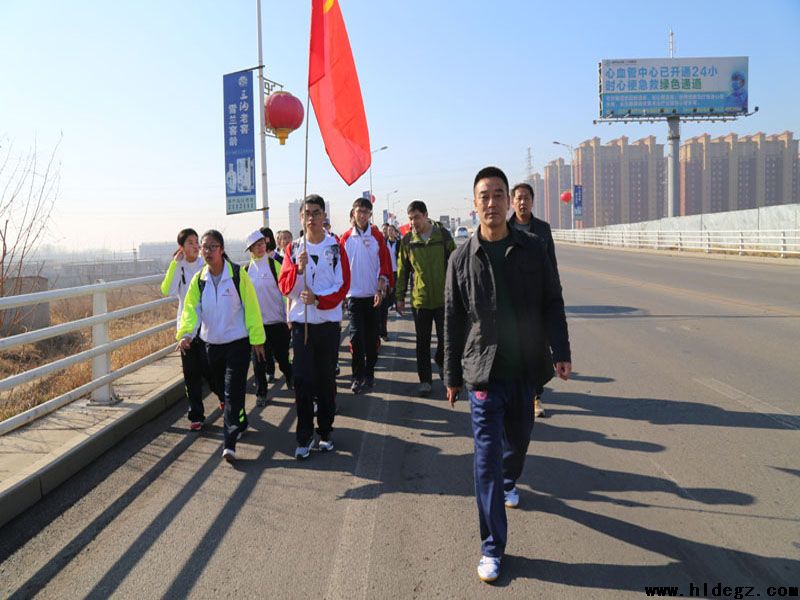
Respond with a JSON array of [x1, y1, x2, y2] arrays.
[[222, 448, 236, 463], [295, 441, 312, 460], [477, 555, 501, 582], [316, 439, 334, 452], [418, 382, 432, 396], [504, 487, 520, 508]]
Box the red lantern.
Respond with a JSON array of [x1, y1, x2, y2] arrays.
[[265, 91, 304, 145], [560, 191, 572, 204]]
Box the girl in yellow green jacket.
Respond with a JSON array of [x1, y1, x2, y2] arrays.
[[160, 228, 209, 431], [177, 230, 265, 463]]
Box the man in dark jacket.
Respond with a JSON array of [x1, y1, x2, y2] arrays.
[[509, 182, 560, 418], [445, 166, 571, 584]]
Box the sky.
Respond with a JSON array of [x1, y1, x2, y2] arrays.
[[1, 0, 799, 251]]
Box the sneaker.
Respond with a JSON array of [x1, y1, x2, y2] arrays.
[[256, 394, 268, 407], [533, 396, 546, 418], [316, 438, 334, 452], [222, 448, 236, 463], [236, 424, 248, 442], [477, 556, 501, 583], [267, 374, 277, 383], [362, 376, 375, 392], [286, 376, 294, 391], [504, 487, 520, 509], [418, 382, 432, 396], [350, 379, 363, 394], [294, 440, 312, 460], [189, 421, 203, 432]]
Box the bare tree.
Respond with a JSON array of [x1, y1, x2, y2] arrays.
[[0, 136, 61, 332]]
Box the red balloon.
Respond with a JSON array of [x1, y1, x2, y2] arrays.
[[560, 191, 572, 203], [265, 91, 304, 145]]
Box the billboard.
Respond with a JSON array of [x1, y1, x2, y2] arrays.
[[223, 70, 257, 215], [573, 184, 583, 221], [599, 57, 748, 118]]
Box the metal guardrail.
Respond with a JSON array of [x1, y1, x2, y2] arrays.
[[0, 274, 176, 435], [552, 229, 800, 258]]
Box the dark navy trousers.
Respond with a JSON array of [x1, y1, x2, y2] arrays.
[[206, 337, 250, 451], [469, 379, 535, 558]]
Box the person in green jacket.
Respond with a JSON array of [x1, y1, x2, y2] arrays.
[[396, 200, 456, 396]]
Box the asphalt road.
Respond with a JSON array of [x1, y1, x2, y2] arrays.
[[1, 244, 798, 599]]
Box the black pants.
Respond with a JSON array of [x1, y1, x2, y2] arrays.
[[182, 336, 212, 423], [412, 306, 444, 384], [379, 272, 397, 336], [252, 322, 292, 395], [291, 321, 340, 445], [206, 337, 250, 450], [348, 297, 379, 381]]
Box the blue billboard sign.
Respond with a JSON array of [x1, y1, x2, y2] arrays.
[[223, 71, 256, 215], [573, 184, 583, 221], [599, 57, 748, 118]]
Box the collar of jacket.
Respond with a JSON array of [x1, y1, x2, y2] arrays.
[[201, 260, 235, 281], [468, 225, 527, 255], [410, 220, 443, 243]]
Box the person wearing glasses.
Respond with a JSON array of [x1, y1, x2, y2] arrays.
[[161, 228, 209, 431], [279, 195, 350, 460], [177, 230, 266, 463], [245, 228, 293, 406]]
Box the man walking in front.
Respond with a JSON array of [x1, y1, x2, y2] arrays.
[[444, 167, 571, 583], [509, 182, 560, 418], [396, 201, 456, 396]]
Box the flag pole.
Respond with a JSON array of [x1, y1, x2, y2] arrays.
[[302, 92, 311, 344]]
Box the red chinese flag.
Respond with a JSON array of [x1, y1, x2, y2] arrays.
[[309, 0, 371, 185]]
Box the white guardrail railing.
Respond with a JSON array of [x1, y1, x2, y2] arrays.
[[552, 229, 800, 257], [0, 275, 176, 436]]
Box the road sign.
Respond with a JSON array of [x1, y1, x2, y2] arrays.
[[223, 70, 257, 215]]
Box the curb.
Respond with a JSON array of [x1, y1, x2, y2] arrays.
[[0, 375, 184, 529]]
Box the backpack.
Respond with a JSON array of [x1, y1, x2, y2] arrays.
[[198, 260, 243, 304]]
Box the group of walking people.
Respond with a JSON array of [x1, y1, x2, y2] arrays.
[[161, 166, 571, 584]]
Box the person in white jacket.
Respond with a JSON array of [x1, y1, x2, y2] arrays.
[[245, 228, 293, 407], [279, 195, 350, 460], [160, 228, 209, 431], [177, 230, 265, 463]]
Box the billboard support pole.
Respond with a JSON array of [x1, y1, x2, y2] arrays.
[[667, 116, 680, 218], [256, 0, 269, 228]]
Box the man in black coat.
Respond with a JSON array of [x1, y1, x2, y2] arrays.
[[509, 182, 560, 418], [444, 166, 571, 583]]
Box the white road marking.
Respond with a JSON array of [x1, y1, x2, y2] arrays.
[[694, 377, 798, 430], [324, 345, 396, 599]]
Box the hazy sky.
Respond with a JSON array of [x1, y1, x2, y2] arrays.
[[2, 0, 799, 251]]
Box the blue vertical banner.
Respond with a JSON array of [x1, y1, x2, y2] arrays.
[[573, 184, 583, 221], [223, 71, 256, 215]]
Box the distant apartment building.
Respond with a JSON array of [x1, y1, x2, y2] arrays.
[[574, 135, 665, 228], [288, 199, 303, 237], [524, 172, 546, 221], [543, 158, 572, 229], [680, 131, 800, 215]]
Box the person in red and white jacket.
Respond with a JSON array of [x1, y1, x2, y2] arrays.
[[339, 197, 394, 394], [279, 194, 350, 460]]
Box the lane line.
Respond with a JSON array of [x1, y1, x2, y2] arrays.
[[324, 332, 398, 600], [694, 377, 799, 430], [561, 264, 800, 317]]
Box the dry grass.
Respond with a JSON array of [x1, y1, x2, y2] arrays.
[[0, 284, 176, 422]]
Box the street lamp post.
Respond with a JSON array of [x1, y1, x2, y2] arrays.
[[369, 145, 388, 206], [385, 189, 399, 223], [553, 140, 576, 230]]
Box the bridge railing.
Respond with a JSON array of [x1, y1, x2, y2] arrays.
[[0, 275, 176, 435], [552, 228, 800, 257]]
